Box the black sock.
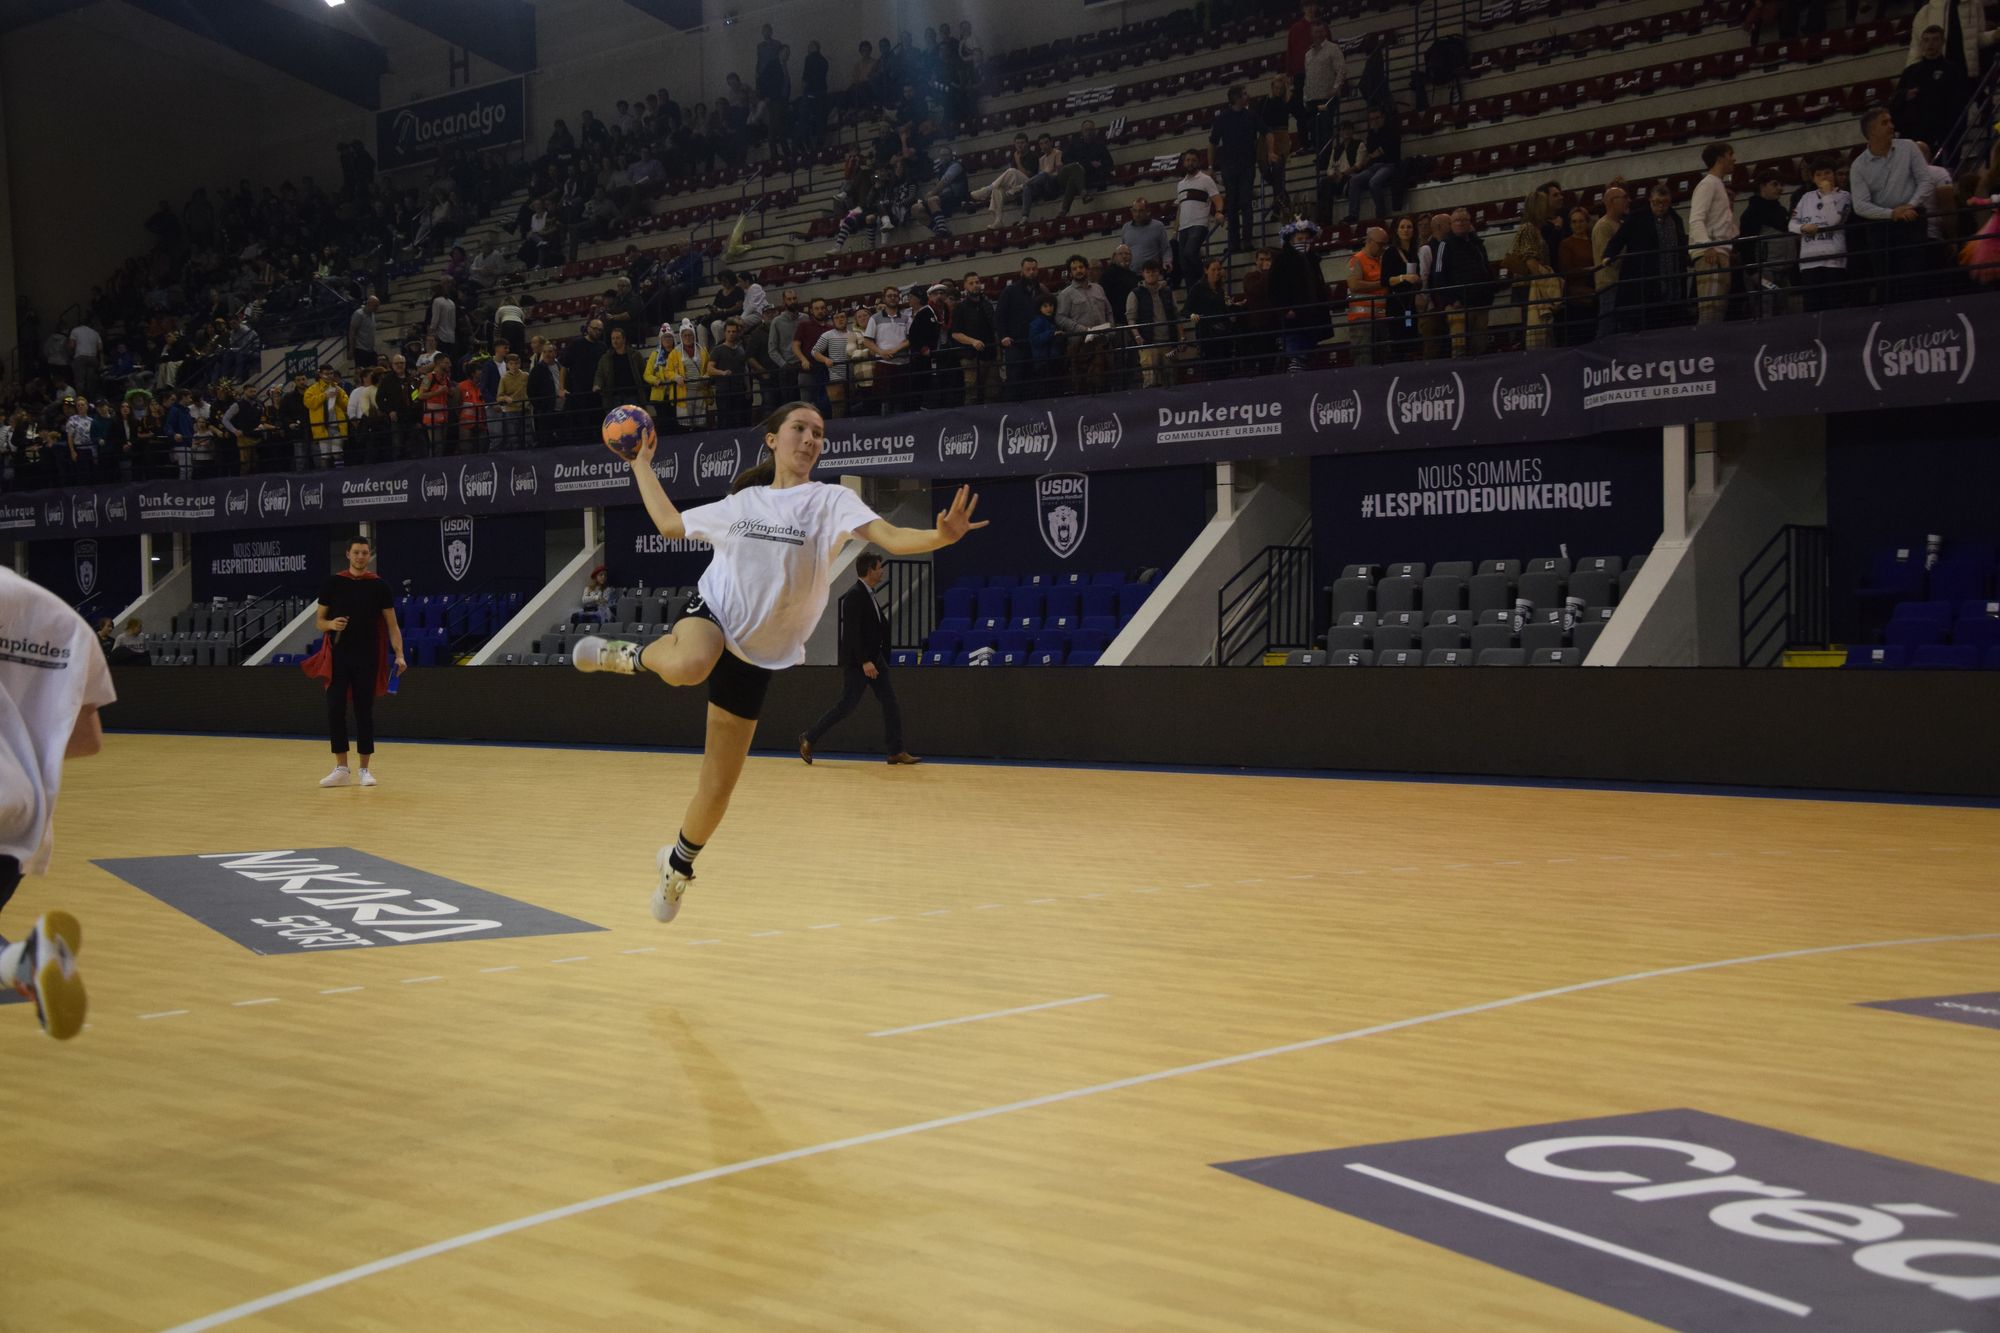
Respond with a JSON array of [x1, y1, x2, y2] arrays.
[[669, 832, 704, 877]]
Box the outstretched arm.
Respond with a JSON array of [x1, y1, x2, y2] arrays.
[[628, 435, 686, 540], [857, 485, 988, 556]]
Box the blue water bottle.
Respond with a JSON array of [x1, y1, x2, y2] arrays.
[[387, 665, 401, 695]]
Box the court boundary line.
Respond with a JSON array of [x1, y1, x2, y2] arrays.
[[104, 728, 2000, 809], [159, 929, 2000, 1333]]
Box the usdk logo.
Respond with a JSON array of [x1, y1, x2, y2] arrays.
[[258, 480, 292, 517], [1753, 340, 1829, 392], [1076, 412, 1124, 452], [69, 492, 99, 528], [73, 539, 98, 597], [224, 489, 251, 518], [1386, 373, 1466, 434], [458, 461, 499, 505], [441, 516, 474, 583], [1035, 472, 1088, 560], [1308, 389, 1363, 433], [105, 494, 129, 524], [1490, 372, 1553, 421], [299, 482, 325, 513], [694, 440, 742, 487], [421, 472, 449, 503], [1862, 312, 1975, 390], [937, 423, 981, 464], [509, 465, 539, 497], [997, 412, 1059, 465]]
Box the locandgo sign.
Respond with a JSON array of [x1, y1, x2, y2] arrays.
[[376, 78, 526, 171]]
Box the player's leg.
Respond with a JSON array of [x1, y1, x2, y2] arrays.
[[652, 704, 758, 923], [573, 612, 724, 686], [0, 858, 85, 1041], [322, 674, 354, 786], [352, 661, 378, 786]]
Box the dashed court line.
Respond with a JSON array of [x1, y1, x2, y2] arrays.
[[232, 998, 277, 1008]]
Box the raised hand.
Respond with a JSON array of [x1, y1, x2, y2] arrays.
[[935, 485, 989, 545], [630, 434, 657, 469]]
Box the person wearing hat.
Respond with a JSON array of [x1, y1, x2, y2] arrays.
[[908, 283, 958, 408], [579, 565, 613, 624]]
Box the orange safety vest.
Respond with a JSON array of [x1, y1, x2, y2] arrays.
[[1347, 250, 1386, 322]]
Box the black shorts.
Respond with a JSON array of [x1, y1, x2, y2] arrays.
[[684, 594, 775, 721]]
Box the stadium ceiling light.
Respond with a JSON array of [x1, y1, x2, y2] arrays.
[[325, 0, 346, 7]]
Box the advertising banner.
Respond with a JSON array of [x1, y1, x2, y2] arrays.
[[7, 295, 1995, 543], [190, 526, 327, 601], [25, 535, 140, 616], [376, 78, 527, 172]]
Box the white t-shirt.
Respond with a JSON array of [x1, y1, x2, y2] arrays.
[[680, 482, 881, 669], [1176, 171, 1220, 231], [69, 325, 103, 360], [0, 568, 115, 873]]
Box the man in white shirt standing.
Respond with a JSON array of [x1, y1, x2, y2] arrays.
[[1689, 141, 1739, 326], [1173, 150, 1224, 295], [67, 322, 104, 400], [0, 567, 113, 1041]]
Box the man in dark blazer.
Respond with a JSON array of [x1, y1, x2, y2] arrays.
[[800, 552, 918, 765]]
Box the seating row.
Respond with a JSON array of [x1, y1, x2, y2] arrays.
[[1329, 606, 1615, 656], [1287, 647, 1586, 665], [1845, 645, 2000, 669], [1877, 600, 2000, 649], [1331, 555, 1643, 620]]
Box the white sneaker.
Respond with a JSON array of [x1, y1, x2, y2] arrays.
[[651, 846, 692, 923], [319, 765, 351, 787], [573, 637, 641, 675], [358, 769, 379, 788], [2, 912, 86, 1041]]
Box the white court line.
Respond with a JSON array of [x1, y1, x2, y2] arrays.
[[478, 966, 519, 974], [686, 940, 721, 946], [1027, 898, 1058, 905], [619, 948, 657, 955], [139, 1010, 188, 1020], [401, 976, 443, 985], [231, 998, 277, 1008], [1079, 893, 1106, 899], [868, 994, 1110, 1038], [919, 909, 951, 916], [749, 931, 785, 938], [549, 957, 589, 965], [1342, 1164, 1810, 1317], [808, 924, 841, 931], [158, 929, 2000, 1333], [866, 916, 899, 923], [319, 987, 364, 996], [974, 903, 1004, 911]]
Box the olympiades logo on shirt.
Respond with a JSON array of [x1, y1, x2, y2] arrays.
[[1076, 411, 1124, 453], [694, 440, 742, 489], [1386, 373, 1467, 435], [936, 423, 981, 465], [1036, 472, 1089, 560], [1862, 311, 1976, 390], [224, 488, 251, 518], [1490, 371, 1554, 422], [441, 516, 474, 583], [508, 464, 539, 498], [69, 492, 99, 529], [1308, 388, 1364, 433], [105, 494, 129, 524], [997, 411, 1059, 466], [299, 481, 326, 514], [258, 480, 292, 518], [1752, 339, 1829, 392], [458, 460, 499, 506], [421, 472, 449, 504], [73, 539, 98, 598]]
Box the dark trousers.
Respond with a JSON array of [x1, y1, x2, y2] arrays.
[[0, 853, 20, 922], [805, 662, 903, 753], [327, 651, 378, 756], [1221, 167, 1255, 254]]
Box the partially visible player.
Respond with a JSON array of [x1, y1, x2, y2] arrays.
[[0, 566, 114, 1040], [573, 401, 986, 923]]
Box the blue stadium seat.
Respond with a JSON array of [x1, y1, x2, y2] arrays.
[[997, 651, 1028, 666], [1116, 584, 1149, 620], [977, 615, 1005, 631], [1032, 631, 1070, 656], [985, 574, 1019, 589], [995, 630, 1032, 655], [1010, 615, 1038, 633], [1043, 613, 1077, 634], [1912, 645, 1978, 669], [1028, 650, 1061, 665], [950, 575, 984, 590], [892, 649, 919, 667], [1020, 572, 1054, 587], [1066, 650, 1101, 666], [1928, 557, 1992, 608], [1843, 645, 1906, 668], [1010, 587, 1046, 621], [1056, 571, 1089, 586], [1046, 586, 1082, 620], [1079, 587, 1117, 619], [1090, 571, 1124, 586], [942, 588, 976, 621], [1884, 602, 1952, 648], [1986, 646, 2000, 670], [1079, 614, 1118, 636], [954, 651, 977, 666], [936, 615, 974, 634], [924, 648, 954, 666], [1070, 628, 1113, 654], [1855, 545, 1926, 610], [926, 629, 964, 655], [976, 588, 1010, 621], [1954, 603, 2000, 648]]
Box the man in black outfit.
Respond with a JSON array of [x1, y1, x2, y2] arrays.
[[315, 536, 406, 788], [799, 552, 918, 765], [1209, 86, 1260, 255]]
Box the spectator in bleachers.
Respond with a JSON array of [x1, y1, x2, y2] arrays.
[[1056, 256, 1115, 394], [1592, 187, 1630, 336], [1174, 151, 1224, 291], [1258, 76, 1298, 223], [1506, 225, 1566, 349], [1027, 133, 1089, 219], [709, 319, 752, 426], [164, 388, 196, 480], [1028, 293, 1062, 390], [1070, 120, 1114, 200], [1101, 244, 1139, 351], [347, 295, 380, 370], [1850, 108, 1932, 290], [1905, 0, 1995, 78], [1344, 105, 1401, 224], [970, 136, 1036, 224], [1739, 172, 1797, 314], [790, 299, 831, 411], [1121, 200, 1172, 279], [1691, 143, 1740, 325], [420, 359, 457, 454], [1433, 208, 1498, 357], [1272, 219, 1333, 372], [1557, 206, 1599, 343], [62, 395, 94, 483], [909, 284, 958, 409], [996, 258, 1044, 398], [595, 327, 648, 413], [766, 292, 805, 407], [1285, 3, 1322, 134], [1185, 257, 1233, 377], [1346, 226, 1389, 366], [106, 396, 141, 480], [1125, 260, 1180, 388], [809, 308, 851, 417], [427, 282, 461, 367], [1417, 212, 1453, 356], [1383, 216, 1424, 357], [488, 355, 527, 448], [1302, 24, 1348, 150], [1895, 26, 1972, 152], [952, 275, 1000, 406], [1210, 87, 1261, 256], [654, 323, 705, 430]]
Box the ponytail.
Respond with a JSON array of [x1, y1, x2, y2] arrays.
[[732, 400, 822, 492]]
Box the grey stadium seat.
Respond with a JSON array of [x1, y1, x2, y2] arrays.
[[1285, 650, 1326, 666], [1375, 576, 1421, 614], [1375, 649, 1423, 666], [1532, 648, 1582, 666], [1527, 555, 1572, 576], [1425, 648, 1474, 666], [1573, 621, 1606, 657], [527, 654, 549, 666], [1570, 569, 1618, 606], [1470, 624, 1518, 654], [1421, 572, 1467, 611], [1328, 649, 1375, 666], [1469, 559, 1520, 615], [1383, 562, 1425, 580], [1333, 611, 1378, 629], [1421, 610, 1473, 652], [1477, 648, 1528, 666], [1518, 569, 1566, 607], [1520, 621, 1568, 654], [1327, 627, 1372, 652], [1331, 576, 1373, 617]]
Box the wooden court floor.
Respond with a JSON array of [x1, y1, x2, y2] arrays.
[[2, 733, 1997, 1332]]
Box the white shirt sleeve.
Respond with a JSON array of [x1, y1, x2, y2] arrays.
[[679, 494, 737, 546], [829, 484, 882, 541]]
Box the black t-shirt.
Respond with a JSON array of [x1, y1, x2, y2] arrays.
[[319, 574, 392, 659]]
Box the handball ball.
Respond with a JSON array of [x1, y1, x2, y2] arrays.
[[601, 405, 657, 460]]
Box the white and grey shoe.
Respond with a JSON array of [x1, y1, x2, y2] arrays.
[[651, 846, 692, 924], [573, 636, 641, 675], [357, 769, 379, 788], [318, 765, 351, 788], [1, 912, 86, 1041]]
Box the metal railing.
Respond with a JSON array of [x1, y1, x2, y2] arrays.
[[1739, 523, 1829, 666], [1217, 544, 1314, 666], [880, 559, 936, 651]]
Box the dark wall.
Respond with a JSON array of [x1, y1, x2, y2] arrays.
[[602, 504, 713, 589], [190, 526, 329, 600], [106, 667, 2000, 797], [1311, 432, 1663, 586], [1826, 405, 2000, 639], [374, 512, 546, 597], [27, 535, 141, 621], [932, 466, 1210, 582]]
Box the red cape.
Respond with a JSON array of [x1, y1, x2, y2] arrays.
[[300, 570, 395, 696]]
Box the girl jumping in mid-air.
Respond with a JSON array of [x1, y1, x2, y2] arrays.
[[573, 400, 987, 922]]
